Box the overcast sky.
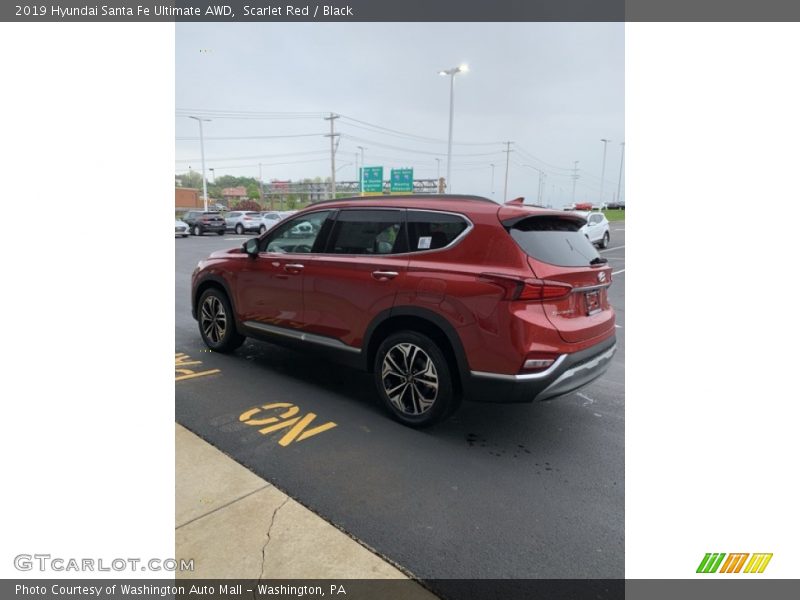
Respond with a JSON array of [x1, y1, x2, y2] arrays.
[[176, 22, 624, 207]]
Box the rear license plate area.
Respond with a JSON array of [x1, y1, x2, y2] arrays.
[[585, 290, 602, 315]]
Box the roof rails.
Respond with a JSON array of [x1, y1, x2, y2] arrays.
[[310, 194, 496, 206]]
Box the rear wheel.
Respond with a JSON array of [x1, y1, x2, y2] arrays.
[[374, 331, 458, 427], [193, 225, 202, 236], [600, 231, 610, 249], [235, 223, 244, 235], [197, 288, 245, 353]]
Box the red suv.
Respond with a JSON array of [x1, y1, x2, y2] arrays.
[[191, 195, 616, 426]]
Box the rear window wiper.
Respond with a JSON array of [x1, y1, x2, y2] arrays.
[[590, 256, 608, 265]]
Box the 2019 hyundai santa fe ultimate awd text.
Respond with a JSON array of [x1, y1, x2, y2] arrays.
[[191, 195, 616, 427]]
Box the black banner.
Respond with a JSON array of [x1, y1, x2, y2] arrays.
[[4, 0, 800, 22]]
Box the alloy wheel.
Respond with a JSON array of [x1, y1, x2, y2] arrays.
[[381, 343, 439, 415], [200, 295, 227, 344]]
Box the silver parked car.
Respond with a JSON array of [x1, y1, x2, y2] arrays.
[[175, 219, 189, 238], [225, 211, 262, 234]]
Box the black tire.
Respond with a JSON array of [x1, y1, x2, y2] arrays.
[[196, 288, 245, 353], [217, 230, 225, 236], [193, 225, 202, 236], [373, 330, 458, 427], [235, 223, 244, 235], [182, 234, 189, 238], [259, 225, 267, 235], [600, 231, 610, 249]]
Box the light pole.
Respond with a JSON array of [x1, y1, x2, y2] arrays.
[[490, 163, 495, 198], [438, 63, 468, 193], [571, 160, 579, 205], [616, 142, 625, 206], [435, 158, 441, 179], [600, 138, 611, 204], [189, 116, 211, 211]]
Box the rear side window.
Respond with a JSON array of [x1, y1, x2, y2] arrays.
[[328, 210, 406, 255], [407, 210, 469, 252], [507, 215, 600, 267]]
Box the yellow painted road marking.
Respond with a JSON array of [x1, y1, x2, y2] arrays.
[[176, 352, 221, 382], [239, 402, 337, 446]]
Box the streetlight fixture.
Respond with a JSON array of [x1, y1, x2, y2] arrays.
[[189, 116, 211, 211], [438, 63, 469, 193]]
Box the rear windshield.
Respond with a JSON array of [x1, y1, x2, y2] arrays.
[[506, 215, 600, 267]]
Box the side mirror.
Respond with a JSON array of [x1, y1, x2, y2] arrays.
[[243, 238, 259, 257]]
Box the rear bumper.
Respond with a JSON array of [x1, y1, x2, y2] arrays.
[[464, 335, 617, 403]]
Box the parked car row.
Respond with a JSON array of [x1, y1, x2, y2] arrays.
[[176, 209, 299, 237]]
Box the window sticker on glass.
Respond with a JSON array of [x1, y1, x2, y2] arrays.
[[418, 236, 432, 249]]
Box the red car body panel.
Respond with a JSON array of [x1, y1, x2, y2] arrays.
[[192, 195, 616, 402]]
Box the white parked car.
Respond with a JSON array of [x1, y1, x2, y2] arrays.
[[225, 211, 262, 234], [575, 210, 610, 249], [175, 219, 189, 238], [258, 211, 283, 234]]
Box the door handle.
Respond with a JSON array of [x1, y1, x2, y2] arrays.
[[371, 270, 399, 281], [284, 263, 305, 274]]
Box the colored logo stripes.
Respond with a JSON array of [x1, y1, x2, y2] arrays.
[[697, 553, 773, 573]]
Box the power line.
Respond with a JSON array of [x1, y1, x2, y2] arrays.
[[176, 150, 329, 163], [176, 133, 326, 141]]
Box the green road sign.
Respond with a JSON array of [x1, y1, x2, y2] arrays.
[[390, 168, 414, 193], [361, 166, 383, 194]]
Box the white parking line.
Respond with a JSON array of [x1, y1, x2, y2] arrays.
[[612, 269, 625, 275], [614, 228, 625, 231], [615, 324, 622, 328], [600, 245, 624, 253]]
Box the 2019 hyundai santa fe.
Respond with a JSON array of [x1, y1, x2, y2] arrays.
[[191, 195, 616, 427]]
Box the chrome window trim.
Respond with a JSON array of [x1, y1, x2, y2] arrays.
[[307, 207, 474, 258], [243, 321, 361, 354]]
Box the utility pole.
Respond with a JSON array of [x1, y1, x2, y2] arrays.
[[571, 160, 579, 205], [502, 141, 512, 202], [324, 113, 340, 199], [490, 163, 495, 198], [189, 116, 211, 211], [600, 138, 611, 203], [616, 142, 625, 205], [258, 163, 266, 209]]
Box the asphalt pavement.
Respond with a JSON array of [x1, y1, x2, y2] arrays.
[[175, 222, 625, 592]]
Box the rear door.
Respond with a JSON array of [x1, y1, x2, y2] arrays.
[[301, 209, 409, 349], [501, 211, 614, 343]]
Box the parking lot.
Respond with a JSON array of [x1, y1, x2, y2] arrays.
[[175, 221, 625, 590]]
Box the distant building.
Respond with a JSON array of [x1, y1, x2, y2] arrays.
[[175, 187, 202, 211], [221, 186, 248, 205]]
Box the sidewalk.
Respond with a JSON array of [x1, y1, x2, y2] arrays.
[[175, 423, 434, 589]]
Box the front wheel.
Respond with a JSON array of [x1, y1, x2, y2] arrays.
[[374, 331, 459, 427], [197, 288, 245, 353], [259, 225, 267, 234], [600, 231, 610, 249]]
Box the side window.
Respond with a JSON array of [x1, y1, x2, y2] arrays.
[[407, 210, 469, 252], [327, 210, 406, 255], [260, 210, 332, 254]]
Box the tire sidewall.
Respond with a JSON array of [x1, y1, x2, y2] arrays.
[[373, 331, 454, 427]]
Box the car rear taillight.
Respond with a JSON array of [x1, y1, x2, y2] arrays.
[[520, 351, 562, 373], [479, 273, 572, 302]]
